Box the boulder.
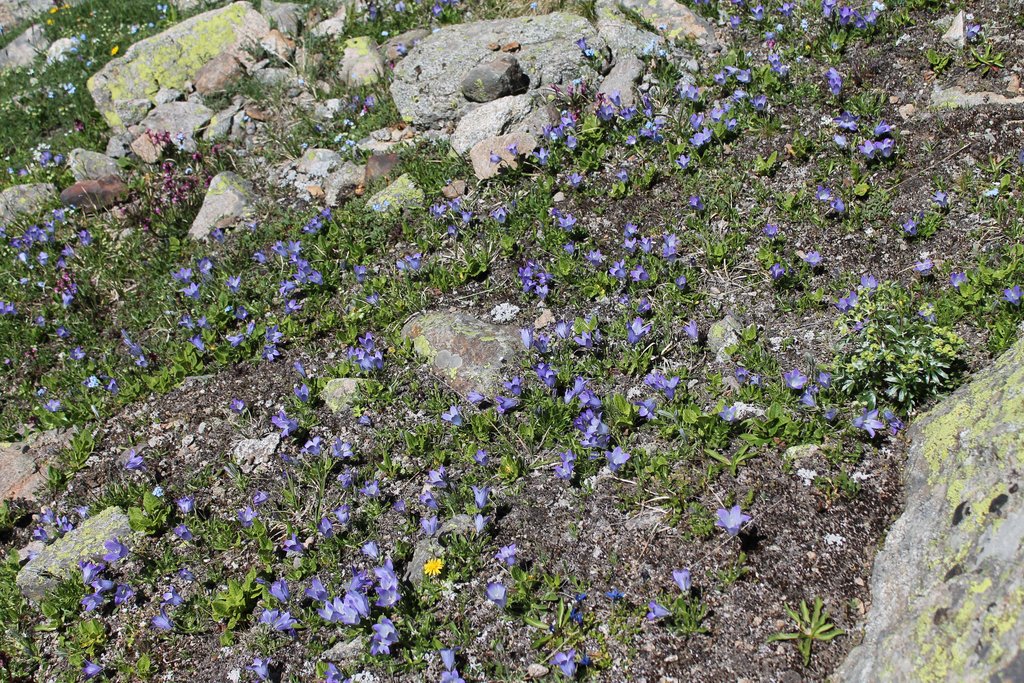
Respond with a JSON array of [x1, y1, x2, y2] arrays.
[[16, 507, 133, 601], [310, 5, 349, 38], [391, 13, 605, 127], [339, 36, 385, 86], [451, 95, 533, 155], [130, 101, 214, 162], [838, 337, 1024, 682], [68, 149, 121, 181], [402, 311, 519, 397], [598, 0, 718, 51], [366, 173, 423, 213], [468, 132, 537, 180], [86, 2, 269, 129], [461, 55, 529, 103], [0, 183, 57, 224], [204, 102, 243, 140], [189, 172, 254, 239], [0, 24, 47, 71], [60, 176, 129, 212]]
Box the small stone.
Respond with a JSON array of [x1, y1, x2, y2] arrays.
[[469, 132, 537, 180], [366, 174, 423, 213], [940, 11, 965, 48], [321, 378, 363, 412], [0, 429, 72, 502], [340, 36, 385, 86], [310, 5, 349, 38], [189, 171, 254, 240], [106, 133, 133, 159], [296, 148, 342, 178], [60, 176, 128, 212], [204, 102, 242, 141], [321, 636, 366, 663], [364, 152, 401, 184], [442, 179, 467, 199], [231, 433, 280, 474], [898, 103, 917, 120], [527, 664, 550, 678], [68, 149, 121, 181], [501, 41, 521, 53], [461, 55, 529, 103], [17, 507, 133, 600], [784, 444, 821, 461], [707, 313, 744, 363], [46, 37, 79, 64], [405, 539, 443, 586], [534, 308, 555, 330]]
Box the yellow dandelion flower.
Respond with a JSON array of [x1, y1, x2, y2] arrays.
[[423, 557, 444, 577], [49, 6, 58, 12], [110, 45, 119, 56]]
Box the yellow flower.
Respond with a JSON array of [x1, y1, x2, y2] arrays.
[[49, 6, 58, 12], [423, 557, 444, 577], [110, 45, 119, 56]]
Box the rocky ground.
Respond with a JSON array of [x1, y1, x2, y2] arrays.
[[0, 0, 1023, 681]]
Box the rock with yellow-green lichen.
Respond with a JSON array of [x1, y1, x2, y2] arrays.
[[87, 2, 269, 130], [321, 378, 364, 413], [838, 337, 1024, 683], [401, 311, 519, 397], [16, 507, 133, 601], [189, 171, 254, 240], [339, 36, 385, 87], [367, 174, 423, 213]]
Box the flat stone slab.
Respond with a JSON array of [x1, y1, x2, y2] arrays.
[[838, 337, 1024, 682], [16, 507, 132, 601], [402, 311, 519, 397], [390, 13, 605, 127]]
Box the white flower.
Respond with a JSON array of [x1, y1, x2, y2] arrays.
[[824, 533, 846, 546], [490, 302, 520, 323], [797, 468, 817, 486]]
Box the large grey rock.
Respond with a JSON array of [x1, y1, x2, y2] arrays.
[[382, 28, 429, 61], [468, 132, 537, 180], [296, 148, 342, 178], [0, 183, 56, 224], [46, 36, 79, 64], [339, 36, 385, 86], [0, 24, 47, 70], [838, 338, 1024, 683], [68, 149, 121, 181], [597, 0, 718, 51], [189, 172, 254, 239], [130, 101, 214, 162], [16, 507, 133, 600], [597, 54, 643, 107], [87, 2, 269, 129], [402, 311, 519, 397], [451, 95, 533, 155], [391, 13, 605, 127]]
